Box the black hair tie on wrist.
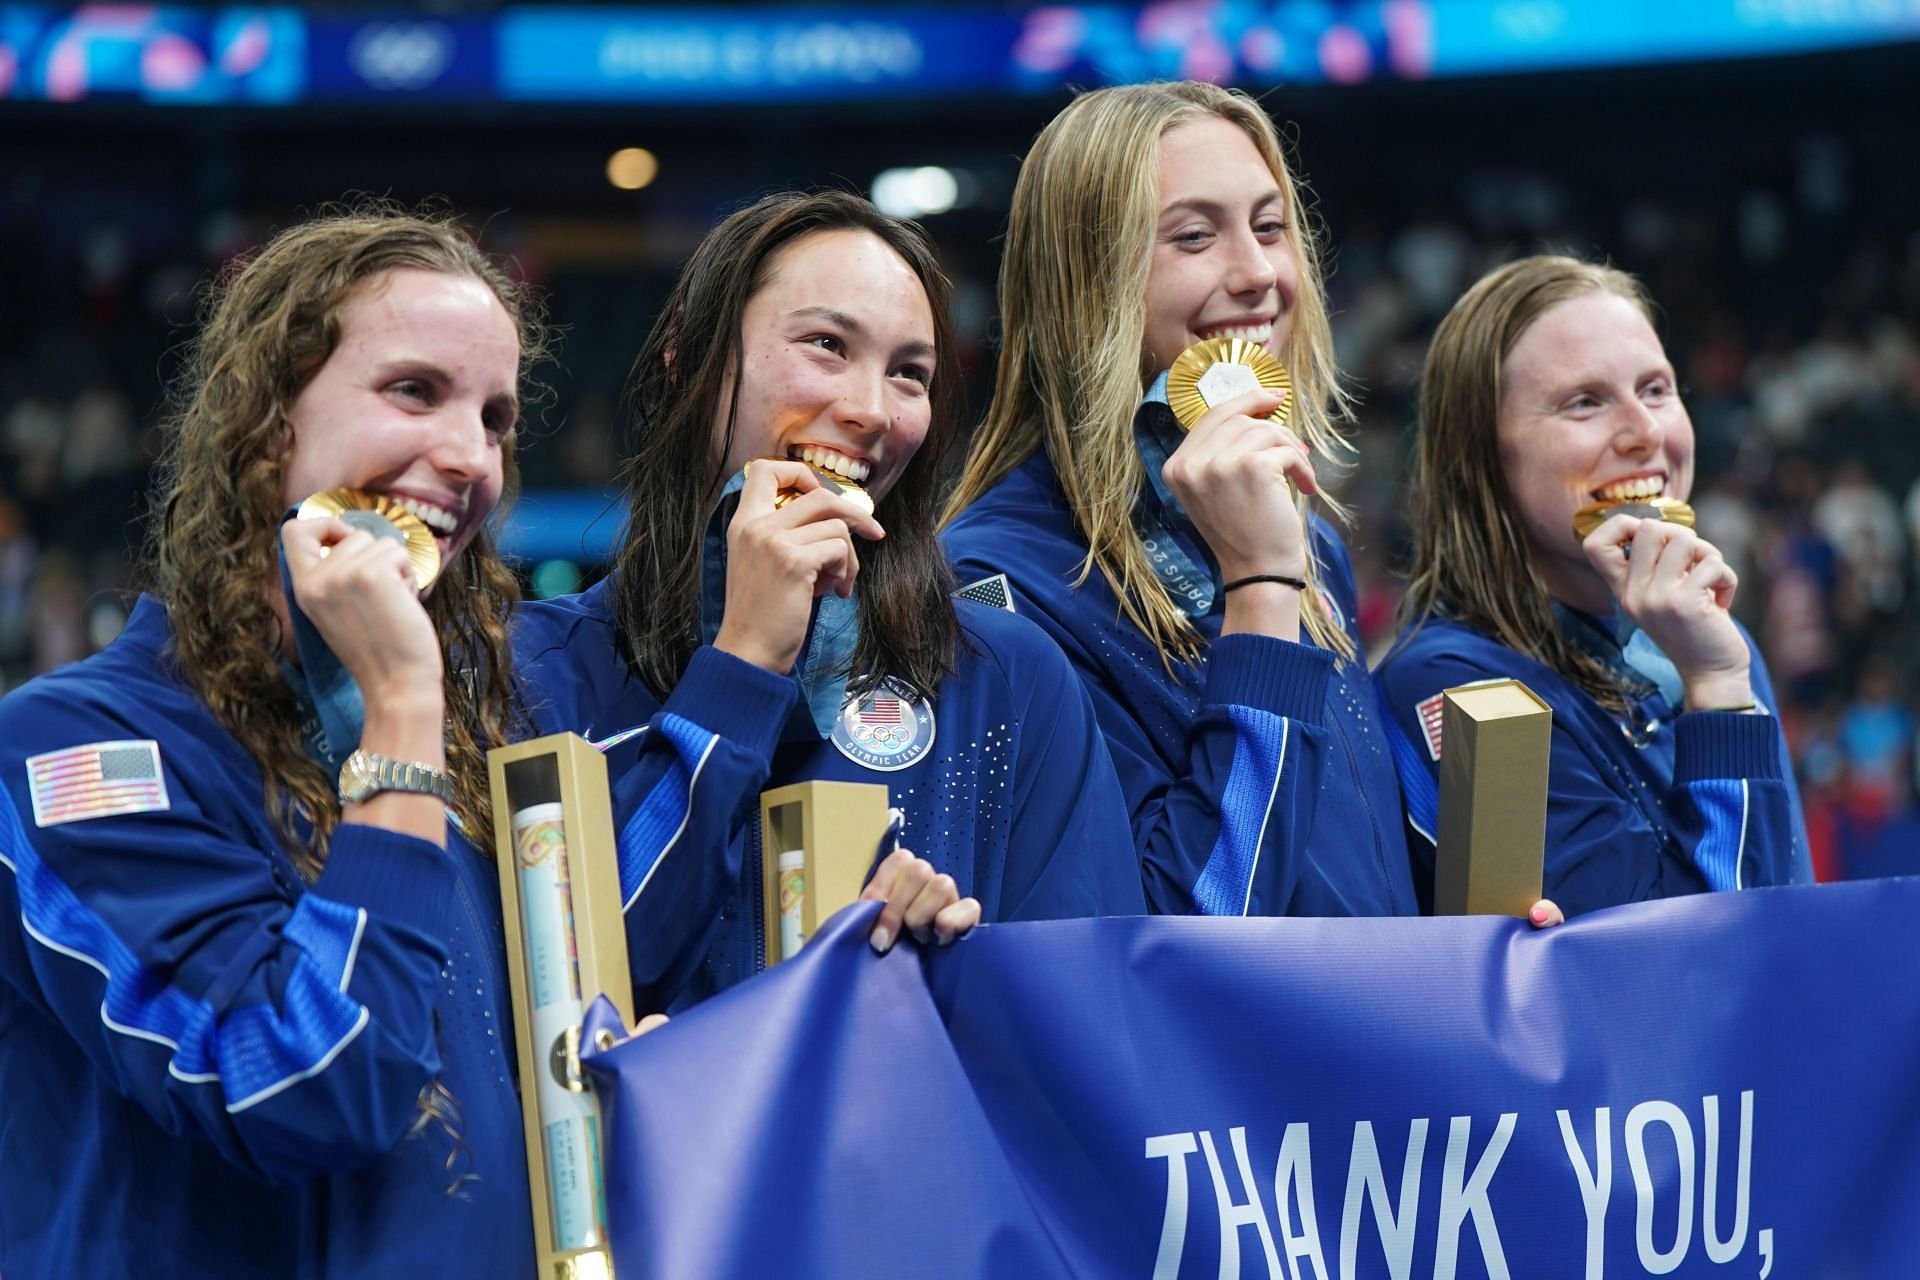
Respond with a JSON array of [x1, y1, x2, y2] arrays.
[[1222, 573, 1307, 593]]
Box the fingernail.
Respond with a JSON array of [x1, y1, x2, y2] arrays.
[[937, 931, 955, 947], [869, 925, 892, 953], [1530, 905, 1550, 925]]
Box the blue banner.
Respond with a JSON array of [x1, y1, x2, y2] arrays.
[[497, 7, 1016, 103], [6, 3, 1918, 105], [306, 16, 493, 101], [584, 878, 1920, 1277], [1429, 0, 1920, 77]]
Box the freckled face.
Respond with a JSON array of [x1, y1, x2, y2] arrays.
[[1142, 116, 1300, 377], [715, 228, 937, 503], [1496, 289, 1695, 612], [280, 268, 519, 563]]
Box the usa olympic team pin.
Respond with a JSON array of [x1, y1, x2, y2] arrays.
[[831, 678, 936, 771]]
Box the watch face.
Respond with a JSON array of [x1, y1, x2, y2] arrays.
[[340, 752, 377, 801]]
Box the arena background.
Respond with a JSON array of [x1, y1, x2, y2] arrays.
[[3, 2, 1918, 883]]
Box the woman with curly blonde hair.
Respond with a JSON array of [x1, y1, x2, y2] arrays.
[[943, 82, 1416, 919], [0, 204, 566, 1277]]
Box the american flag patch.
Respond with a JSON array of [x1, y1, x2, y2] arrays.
[[859, 696, 903, 725], [1416, 693, 1447, 761], [954, 573, 1015, 612], [26, 740, 170, 828]]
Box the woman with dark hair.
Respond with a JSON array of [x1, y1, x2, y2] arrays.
[[516, 190, 1143, 1013], [0, 204, 582, 1276], [1376, 254, 1810, 915]]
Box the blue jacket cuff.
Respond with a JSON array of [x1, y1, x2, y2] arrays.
[[1204, 633, 1333, 722], [664, 645, 798, 764], [1674, 710, 1783, 781], [313, 822, 459, 946]]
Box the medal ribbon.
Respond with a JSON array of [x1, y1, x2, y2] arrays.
[[700, 468, 858, 741], [1551, 601, 1686, 725], [1132, 371, 1218, 618], [276, 508, 365, 774]]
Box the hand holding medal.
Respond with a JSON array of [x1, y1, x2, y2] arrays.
[[1165, 337, 1295, 433], [1576, 498, 1751, 709], [714, 458, 886, 675], [296, 488, 443, 592], [745, 457, 877, 518], [1156, 338, 1315, 588], [1571, 494, 1694, 541], [281, 487, 447, 701]]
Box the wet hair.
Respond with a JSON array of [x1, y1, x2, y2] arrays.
[[148, 200, 549, 875], [1397, 253, 1657, 707], [615, 189, 964, 701], [943, 80, 1354, 665]]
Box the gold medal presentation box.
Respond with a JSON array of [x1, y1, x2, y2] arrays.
[[1434, 680, 1551, 918], [488, 734, 635, 1280], [759, 780, 891, 968]]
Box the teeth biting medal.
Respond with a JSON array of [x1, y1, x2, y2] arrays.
[[1165, 337, 1294, 431], [745, 458, 875, 517], [1571, 495, 1695, 540], [296, 488, 442, 592]]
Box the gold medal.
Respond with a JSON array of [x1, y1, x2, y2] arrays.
[[295, 488, 442, 592], [1165, 338, 1294, 431], [743, 459, 875, 517], [1572, 496, 1696, 540]]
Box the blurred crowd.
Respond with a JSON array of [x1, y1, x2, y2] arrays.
[[4, 109, 1918, 884]]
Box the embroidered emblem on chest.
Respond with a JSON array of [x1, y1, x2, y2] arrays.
[[831, 678, 937, 772], [27, 740, 170, 827], [954, 572, 1016, 612], [1415, 678, 1514, 761], [1416, 693, 1447, 760], [1319, 588, 1346, 634]]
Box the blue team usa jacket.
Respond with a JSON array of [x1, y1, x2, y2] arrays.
[[0, 597, 533, 1280], [1374, 610, 1812, 917], [513, 578, 1145, 1012], [942, 447, 1417, 919]]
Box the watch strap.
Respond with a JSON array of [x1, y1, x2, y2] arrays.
[[339, 749, 453, 804]]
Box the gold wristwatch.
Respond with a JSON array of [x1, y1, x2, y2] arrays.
[[338, 749, 452, 805]]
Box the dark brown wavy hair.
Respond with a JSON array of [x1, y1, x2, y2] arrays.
[[614, 189, 964, 701], [147, 201, 549, 876]]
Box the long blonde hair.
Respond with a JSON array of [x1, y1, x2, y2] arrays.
[[148, 202, 549, 875], [1398, 254, 1656, 709], [943, 81, 1354, 664]]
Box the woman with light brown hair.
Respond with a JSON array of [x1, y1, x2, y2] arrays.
[[942, 81, 1417, 919], [0, 203, 563, 1277], [1376, 254, 1810, 916]]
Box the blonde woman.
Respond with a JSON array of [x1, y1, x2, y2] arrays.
[[942, 82, 1418, 918], [1377, 255, 1809, 916], [0, 206, 583, 1277]]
